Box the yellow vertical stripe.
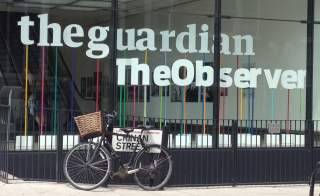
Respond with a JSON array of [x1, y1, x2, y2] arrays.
[[183, 54, 187, 134], [24, 46, 29, 136]]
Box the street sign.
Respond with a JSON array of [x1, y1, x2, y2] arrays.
[[112, 128, 162, 152]]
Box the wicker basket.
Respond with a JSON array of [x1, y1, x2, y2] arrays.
[[74, 111, 102, 139]]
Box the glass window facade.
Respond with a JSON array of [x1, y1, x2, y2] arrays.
[[221, 0, 307, 120], [0, 0, 318, 148]]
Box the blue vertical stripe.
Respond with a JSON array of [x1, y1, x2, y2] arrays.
[[70, 49, 76, 133]]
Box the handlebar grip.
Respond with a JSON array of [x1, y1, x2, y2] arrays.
[[104, 111, 118, 118]]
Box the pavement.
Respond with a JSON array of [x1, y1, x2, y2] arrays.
[[0, 181, 314, 196]]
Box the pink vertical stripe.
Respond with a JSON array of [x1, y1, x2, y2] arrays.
[[96, 60, 100, 111], [40, 47, 45, 135]]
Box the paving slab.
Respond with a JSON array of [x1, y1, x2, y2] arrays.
[[0, 181, 314, 196]]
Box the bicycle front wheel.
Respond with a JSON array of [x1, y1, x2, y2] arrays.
[[133, 145, 173, 191], [63, 142, 112, 190]]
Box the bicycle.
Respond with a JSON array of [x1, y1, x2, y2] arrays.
[[63, 111, 173, 191], [309, 161, 320, 196]]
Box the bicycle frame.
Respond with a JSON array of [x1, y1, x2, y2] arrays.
[[88, 126, 148, 170]]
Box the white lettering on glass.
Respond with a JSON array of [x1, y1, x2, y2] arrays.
[[115, 58, 306, 89], [17, 14, 307, 89]]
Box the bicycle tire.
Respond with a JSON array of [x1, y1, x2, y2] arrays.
[[133, 144, 173, 191], [63, 142, 112, 191]]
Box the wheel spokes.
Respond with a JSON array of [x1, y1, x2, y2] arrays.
[[134, 146, 172, 190], [89, 165, 108, 172], [91, 159, 109, 166], [65, 143, 111, 190], [155, 156, 171, 167]]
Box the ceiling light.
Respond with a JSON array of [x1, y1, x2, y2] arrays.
[[118, 0, 135, 2], [13, 3, 54, 8], [59, 6, 99, 11], [25, 0, 75, 5], [73, 1, 111, 8]]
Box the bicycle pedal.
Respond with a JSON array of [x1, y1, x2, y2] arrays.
[[112, 171, 119, 176]]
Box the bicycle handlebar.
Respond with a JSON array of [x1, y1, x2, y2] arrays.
[[103, 111, 118, 118]]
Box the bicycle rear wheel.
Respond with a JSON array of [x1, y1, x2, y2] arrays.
[[63, 142, 112, 190], [133, 145, 173, 191]]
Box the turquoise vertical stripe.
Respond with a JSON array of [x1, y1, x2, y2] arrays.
[[164, 52, 168, 126], [202, 54, 205, 130], [164, 86, 167, 125], [124, 86, 127, 127]]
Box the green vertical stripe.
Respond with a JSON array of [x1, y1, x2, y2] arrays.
[[143, 86, 147, 126], [119, 86, 123, 127]]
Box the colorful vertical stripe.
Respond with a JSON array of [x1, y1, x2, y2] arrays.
[[247, 56, 251, 133], [164, 13, 171, 127], [133, 85, 136, 127], [160, 86, 163, 129], [119, 86, 123, 126], [203, 88, 207, 134], [238, 56, 244, 133], [70, 49, 76, 133], [236, 56, 239, 120], [183, 69, 187, 133], [220, 56, 225, 133], [180, 86, 184, 134], [24, 46, 29, 136], [40, 47, 45, 135], [53, 47, 58, 135], [96, 60, 100, 111], [120, 86, 125, 127], [124, 85, 127, 127], [251, 85, 255, 133], [299, 89, 302, 119], [286, 89, 290, 132], [271, 89, 275, 120], [143, 51, 148, 125], [164, 86, 167, 126]]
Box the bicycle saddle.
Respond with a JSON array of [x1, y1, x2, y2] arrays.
[[120, 127, 134, 134]]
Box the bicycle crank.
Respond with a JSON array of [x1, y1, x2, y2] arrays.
[[127, 168, 140, 174]]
